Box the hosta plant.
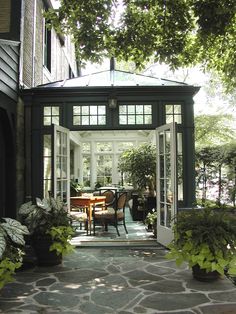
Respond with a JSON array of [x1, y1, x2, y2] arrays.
[[0, 218, 29, 288], [166, 207, 236, 277]]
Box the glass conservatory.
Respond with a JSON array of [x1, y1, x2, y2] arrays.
[[22, 68, 199, 245]]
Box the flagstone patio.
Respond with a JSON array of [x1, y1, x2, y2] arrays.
[[0, 246, 236, 314]]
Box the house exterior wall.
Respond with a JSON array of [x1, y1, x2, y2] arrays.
[[0, 0, 77, 216]]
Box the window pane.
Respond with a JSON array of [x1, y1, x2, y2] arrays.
[[82, 106, 89, 115], [43, 106, 59, 126], [97, 142, 112, 152], [73, 105, 106, 126], [83, 156, 91, 186], [128, 115, 135, 124], [166, 115, 173, 123], [44, 117, 51, 125], [145, 115, 152, 124], [98, 115, 106, 125], [44, 107, 51, 115], [119, 104, 152, 125], [73, 116, 81, 125], [82, 116, 89, 125], [44, 135, 51, 156], [52, 116, 59, 125], [119, 105, 126, 114], [90, 116, 97, 125], [136, 105, 143, 114], [43, 134, 52, 198], [128, 105, 135, 114], [136, 115, 143, 124], [117, 142, 133, 152], [98, 106, 105, 114], [96, 155, 112, 186], [73, 106, 81, 114], [52, 107, 59, 115], [165, 105, 173, 114], [90, 106, 97, 115], [174, 105, 181, 113], [83, 142, 90, 152], [144, 105, 152, 114], [119, 115, 127, 124], [174, 115, 182, 124]]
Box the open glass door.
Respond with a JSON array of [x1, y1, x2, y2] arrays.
[[156, 123, 177, 246], [52, 125, 70, 208]]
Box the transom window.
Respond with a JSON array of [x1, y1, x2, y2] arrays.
[[119, 104, 152, 125], [165, 104, 182, 124], [43, 106, 60, 126], [73, 105, 106, 125]]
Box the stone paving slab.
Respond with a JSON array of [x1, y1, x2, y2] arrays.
[[0, 247, 236, 313]]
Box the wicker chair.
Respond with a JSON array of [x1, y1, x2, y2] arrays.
[[93, 192, 128, 236]]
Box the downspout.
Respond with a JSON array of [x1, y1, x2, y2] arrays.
[[19, 0, 25, 86], [32, 0, 37, 87]]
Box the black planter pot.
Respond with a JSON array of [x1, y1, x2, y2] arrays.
[[192, 264, 220, 282], [32, 236, 62, 266]]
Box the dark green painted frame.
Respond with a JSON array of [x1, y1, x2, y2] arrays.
[[22, 85, 199, 208]]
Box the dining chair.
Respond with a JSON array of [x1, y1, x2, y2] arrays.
[[94, 189, 116, 211], [93, 192, 128, 236], [70, 205, 89, 235]]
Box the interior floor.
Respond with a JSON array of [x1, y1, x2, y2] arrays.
[[71, 207, 156, 246]]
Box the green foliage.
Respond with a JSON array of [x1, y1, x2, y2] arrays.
[[0, 218, 29, 289], [195, 114, 235, 148], [166, 208, 236, 275], [18, 197, 73, 237], [195, 143, 236, 205], [0, 258, 22, 289], [47, 226, 75, 257], [44, 0, 236, 91], [70, 180, 83, 193], [0, 218, 29, 259], [144, 210, 157, 226], [19, 197, 75, 257], [118, 143, 156, 195]]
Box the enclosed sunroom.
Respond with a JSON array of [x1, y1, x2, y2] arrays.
[[22, 68, 199, 245]]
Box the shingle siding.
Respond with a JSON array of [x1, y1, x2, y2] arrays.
[[0, 42, 19, 101]]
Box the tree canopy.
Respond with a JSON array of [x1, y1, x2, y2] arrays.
[[195, 114, 236, 147], [45, 0, 236, 91]]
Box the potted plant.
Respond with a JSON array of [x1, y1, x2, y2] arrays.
[[166, 207, 236, 281], [144, 209, 157, 237], [19, 197, 75, 266], [0, 218, 29, 289], [70, 180, 83, 196], [118, 143, 156, 196], [118, 144, 156, 220]]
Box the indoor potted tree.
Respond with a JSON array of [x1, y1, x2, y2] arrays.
[[166, 207, 236, 281], [0, 217, 29, 289], [18, 197, 75, 266], [118, 143, 156, 220]]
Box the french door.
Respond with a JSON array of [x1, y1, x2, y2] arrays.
[[156, 123, 177, 246], [52, 125, 70, 208]]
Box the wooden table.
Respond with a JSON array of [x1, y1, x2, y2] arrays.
[[70, 195, 106, 234]]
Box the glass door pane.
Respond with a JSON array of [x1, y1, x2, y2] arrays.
[[156, 123, 177, 246], [52, 125, 70, 208]]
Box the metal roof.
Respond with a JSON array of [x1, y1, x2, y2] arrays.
[[37, 69, 189, 88]]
